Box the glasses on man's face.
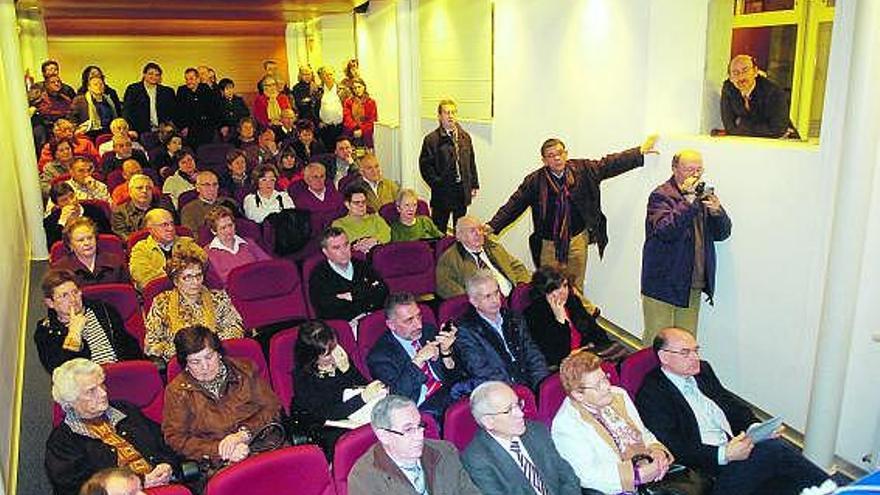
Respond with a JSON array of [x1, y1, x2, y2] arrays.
[[729, 66, 755, 78], [486, 398, 525, 416], [660, 346, 701, 358], [382, 422, 427, 437]]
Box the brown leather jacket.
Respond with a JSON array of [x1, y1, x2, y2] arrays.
[[162, 357, 281, 462]]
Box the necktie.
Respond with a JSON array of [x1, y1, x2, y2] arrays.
[[473, 252, 488, 269], [400, 463, 427, 495], [510, 439, 548, 495], [684, 377, 732, 439], [450, 127, 461, 183], [411, 340, 442, 398]]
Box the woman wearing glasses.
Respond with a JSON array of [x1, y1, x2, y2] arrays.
[[242, 163, 295, 224], [144, 245, 245, 361], [551, 349, 706, 495], [163, 325, 281, 466]]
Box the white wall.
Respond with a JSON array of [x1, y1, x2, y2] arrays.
[[354, 0, 400, 126], [318, 13, 356, 78]]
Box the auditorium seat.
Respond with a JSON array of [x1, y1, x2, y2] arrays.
[[49, 234, 126, 264], [94, 133, 113, 148], [300, 253, 327, 318], [332, 413, 439, 495], [196, 142, 233, 170], [82, 283, 147, 348], [177, 189, 199, 210], [537, 363, 619, 425], [371, 241, 435, 298], [353, 305, 437, 379], [141, 276, 175, 313], [80, 199, 113, 225], [126, 226, 193, 251], [146, 485, 193, 495], [226, 260, 309, 329], [377, 199, 430, 225], [437, 294, 471, 324], [619, 347, 660, 398], [166, 337, 268, 384], [205, 445, 334, 495], [442, 384, 537, 451], [434, 236, 456, 261], [509, 283, 533, 313]]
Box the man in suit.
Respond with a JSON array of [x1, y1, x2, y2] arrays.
[[367, 292, 459, 420], [348, 395, 480, 495], [636, 328, 836, 495], [122, 62, 177, 135], [463, 381, 581, 495], [454, 270, 549, 393]]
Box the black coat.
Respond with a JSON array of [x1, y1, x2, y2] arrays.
[[175, 83, 221, 148], [418, 124, 479, 208], [33, 299, 143, 373], [720, 75, 799, 138], [122, 81, 177, 134], [523, 293, 611, 368], [43, 202, 112, 249], [635, 362, 757, 475], [45, 401, 178, 495], [292, 363, 368, 421], [308, 259, 388, 321]]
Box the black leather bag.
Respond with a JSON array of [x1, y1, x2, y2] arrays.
[[265, 207, 311, 255]]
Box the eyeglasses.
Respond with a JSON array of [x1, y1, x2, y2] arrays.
[[486, 398, 525, 416], [729, 66, 755, 78], [150, 221, 175, 229], [660, 346, 701, 358], [178, 271, 204, 283], [382, 422, 427, 436], [578, 373, 612, 392], [54, 287, 82, 303]]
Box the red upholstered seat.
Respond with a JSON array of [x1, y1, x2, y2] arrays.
[[146, 484, 193, 494], [371, 241, 435, 297], [509, 283, 533, 313], [82, 283, 146, 348], [205, 444, 334, 495], [166, 338, 268, 384], [619, 348, 660, 398], [226, 259, 308, 328], [442, 384, 537, 451], [434, 235, 456, 261], [50, 234, 127, 264]]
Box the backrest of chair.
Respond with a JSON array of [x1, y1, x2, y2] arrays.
[[145, 484, 193, 495], [537, 373, 564, 425], [205, 444, 334, 495], [509, 283, 533, 313], [226, 260, 308, 328], [177, 189, 200, 210], [166, 338, 269, 383], [434, 236, 456, 261], [197, 143, 233, 169], [94, 133, 114, 147], [106, 169, 125, 191], [602, 360, 621, 386], [377, 203, 397, 225], [619, 348, 660, 398], [324, 319, 366, 379], [103, 360, 165, 423], [142, 277, 174, 313], [512, 383, 539, 419], [81, 199, 113, 225], [268, 327, 299, 413], [82, 283, 146, 348], [437, 295, 471, 324], [371, 241, 435, 296], [301, 253, 327, 318]]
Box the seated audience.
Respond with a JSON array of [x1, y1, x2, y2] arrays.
[[129, 208, 199, 290], [348, 395, 480, 495], [161, 149, 198, 209], [636, 328, 836, 495], [275, 146, 302, 191], [110, 174, 175, 240], [52, 217, 129, 286], [454, 270, 549, 392], [122, 62, 177, 136], [44, 182, 112, 248], [144, 245, 245, 361], [368, 292, 459, 420], [163, 325, 281, 465], [325, 136, 358, 188], [309, 227, 388, 321], [436, 215, 530, 299], [109, 158, 147, 206], [68, 74, 119, 137], [524, 265, 628, 368], [58, 156, 110, 205], [292, 321, 388, 456], [40, 137, 76, 199], [243, 163, 295, 224], [353, 153, 399, 212], [180, 170, 238, 235], [38, 74, 73, 124], [272, 108, 297, 146], [218, 78, 251, 141], [45, 359, 177, 495], [218, 148, 254, 204], [331, 185, 391, 254], [343, 78, 377, 150], [721, 54, 800, 139], [97, 118, 148, 157], [253, 75, 292, 128], [390, 189, 443, 242], [552, 349, 697, 495], [463, 381, 581, 495], [38, 118, 99, 172], [231, 116, 259, 151], [256, 127, 281, 165], [205, 206, 271, 284], [148, 129, 182, 178], [291, 119, 326, 163], [102, 135, 149, 175], [35, 270, 142, 373]]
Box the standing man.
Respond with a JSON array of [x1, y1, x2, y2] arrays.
[[640, 150, 731, 345], [419, 99, 479, 232], [488, 135, 658, 313], [316, 66, 344, 150], [175, 67, 220, 150], [123, 62, 177, 136]]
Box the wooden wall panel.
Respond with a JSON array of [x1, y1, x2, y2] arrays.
[[47, 34, 289, 102]]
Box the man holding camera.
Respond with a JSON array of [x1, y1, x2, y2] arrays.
[[640, 150, 732, 346]]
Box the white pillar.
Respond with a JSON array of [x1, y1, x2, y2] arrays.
[[16, 4, 48, 80], [395, 0, 421, 189], [803, 0, 880, 466], [0, 0, 47, 259]]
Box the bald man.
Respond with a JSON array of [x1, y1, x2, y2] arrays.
[[640, 150, 731, 345], [720, 54, 800, 139], [129, 208, 201, 289]]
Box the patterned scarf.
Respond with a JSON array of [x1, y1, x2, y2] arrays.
[[542, 168, 574, 262], [66, 407, 152, 475], [267, 96, 282, 124], [168, 288, 217, 336], [574, 399, 648, 461], [350, 97, 366, 123], [196, 360, 229, 400]]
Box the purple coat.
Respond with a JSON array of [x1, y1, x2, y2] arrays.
[[641, 177, 732, 307]]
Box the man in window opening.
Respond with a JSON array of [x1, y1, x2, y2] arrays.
[[720, 54, 801, 139]]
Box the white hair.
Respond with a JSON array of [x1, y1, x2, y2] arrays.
[[370, 394, 415, 431], [128, 173, 153, 188], [470, 381, 510, 427], [465, 269, 499, 298], [51, 358, 104, 409]]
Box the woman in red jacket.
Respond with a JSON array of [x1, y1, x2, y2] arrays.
[[253, 76, 291, 129], [343, 78, 377, 151]]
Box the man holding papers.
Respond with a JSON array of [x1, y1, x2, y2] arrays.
[[636, 328, 836, 495]]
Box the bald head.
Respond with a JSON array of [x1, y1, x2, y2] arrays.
[[455, 215, 485, 251], [470, 381, 526, 440], [654, 327, 701, 377], [672, 149, 704, 188]]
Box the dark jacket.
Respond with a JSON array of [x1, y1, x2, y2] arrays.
[[220, 95, 251, 130], [34, 299, 143, 373], [419, 124, 479, 208], [720, 75, 799, 138], [635, 362, 757, 475], [292, 363, 368, 421], [175, 83, 220, 148], [488, 147, 644, 257], [454, 306, 549, 392], [463, 421, 581, 495], [45, 401, 179, 495], [641, 177, 732, 307], [44, 202, 112, 248], [308, 259, 389, 321], [367, 325, 461, 405], [52, 251, 130, 287], [523, 293, 611, 368], [102, 149, 150, 175], [122, 81, 177, 134]]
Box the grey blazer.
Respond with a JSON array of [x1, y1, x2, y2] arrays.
[[463, 420, 581, 495]]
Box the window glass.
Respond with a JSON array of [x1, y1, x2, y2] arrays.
[[736, 0, 795, 14]]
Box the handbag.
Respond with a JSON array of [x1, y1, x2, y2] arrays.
[[637, 464, 712, 495]]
